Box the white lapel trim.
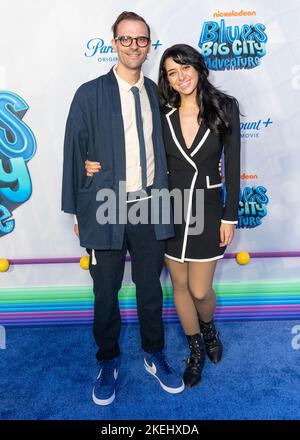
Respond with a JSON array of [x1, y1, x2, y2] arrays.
[[166, 111, 198, 262], [166, 110, 197, 172], [190, 128, 210, 157]]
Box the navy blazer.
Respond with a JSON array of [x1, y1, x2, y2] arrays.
[[61, 68, 174, 249]]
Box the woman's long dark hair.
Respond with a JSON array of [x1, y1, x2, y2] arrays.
[[158, 44, 238, 137]]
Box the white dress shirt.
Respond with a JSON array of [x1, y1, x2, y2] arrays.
[[113, 66, 154, 192]]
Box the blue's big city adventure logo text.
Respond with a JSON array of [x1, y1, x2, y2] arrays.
[[199, 18, 268, 70], [0, 91, 36, 237], [237, 186, 269, 228]]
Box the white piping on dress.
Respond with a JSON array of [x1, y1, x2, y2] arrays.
[[190, 128, 210, 157], [206, 176, 223, 189], [126, 195, 152, 204], [165, 253, 224, 263], [91, 249, 97, 265], [221, 219, 238, 224]]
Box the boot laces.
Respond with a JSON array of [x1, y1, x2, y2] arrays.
[[202, 324, 219, 343]]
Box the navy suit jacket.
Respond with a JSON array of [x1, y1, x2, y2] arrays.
[[61, 68, 174, 249]]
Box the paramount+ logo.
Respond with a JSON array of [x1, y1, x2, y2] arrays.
[[84, 38, 163, 63], [240, 117, 273, 139]]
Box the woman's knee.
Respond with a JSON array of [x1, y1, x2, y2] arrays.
[[189, 286, 213, 301]]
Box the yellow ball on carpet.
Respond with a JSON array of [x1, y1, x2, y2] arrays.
[[0, 258, 10, 272], [236, 251, 250, 265], [80, 255, 90, 270]]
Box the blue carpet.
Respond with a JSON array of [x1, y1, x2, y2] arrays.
[[0, 321, 299, 420]]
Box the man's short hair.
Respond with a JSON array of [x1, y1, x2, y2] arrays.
[[112, 11, 151, 39]]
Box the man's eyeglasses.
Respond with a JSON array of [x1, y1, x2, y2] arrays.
[[115, 36, 150, 48]]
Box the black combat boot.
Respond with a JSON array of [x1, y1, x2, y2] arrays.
[[183, 334, 206, 387], [199, 320, 223, 364]]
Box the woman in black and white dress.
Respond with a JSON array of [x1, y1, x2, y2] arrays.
[[158, 44, 240, 387]]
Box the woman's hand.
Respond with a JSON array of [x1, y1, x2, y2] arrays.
[[218, 159, 223, 178], [85, 160, 101, 176], [219, 223, 234, 247]]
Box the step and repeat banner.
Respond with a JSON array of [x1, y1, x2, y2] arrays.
[[1, 0, 300, 298]]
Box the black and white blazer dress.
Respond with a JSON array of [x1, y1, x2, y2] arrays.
[[162, 99, 240, 263]]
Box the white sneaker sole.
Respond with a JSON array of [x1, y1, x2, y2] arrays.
[[144, 360, 185, 394], [92, 389, 115, 406], [92, 367, 118, 406]]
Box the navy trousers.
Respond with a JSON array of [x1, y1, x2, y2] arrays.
[[89, 199, 165, 361]]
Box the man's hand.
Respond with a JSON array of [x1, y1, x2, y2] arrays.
[[219, 223, 234, 247], [85, 160, 101, 176], [74, 224, 79, 238]]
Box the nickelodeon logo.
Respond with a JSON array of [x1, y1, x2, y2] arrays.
[[241, 173, 258, 180], [221, 173, 258, 180], [213, 10, 256, 18]]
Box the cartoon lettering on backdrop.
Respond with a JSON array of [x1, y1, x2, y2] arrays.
[[198, 16, 268, 70], [237, 186, 269, 228], [0, 91, 36, 237], [222, 184, 269, 229]]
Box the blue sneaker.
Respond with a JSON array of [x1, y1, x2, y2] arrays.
[[92, 357, 119, 406], [144, 352, 185, 394]]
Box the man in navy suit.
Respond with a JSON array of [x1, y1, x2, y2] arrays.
[[62, 11, 184, 405]]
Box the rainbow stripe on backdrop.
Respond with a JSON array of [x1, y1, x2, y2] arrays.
[[0, 281, 300, 326]]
